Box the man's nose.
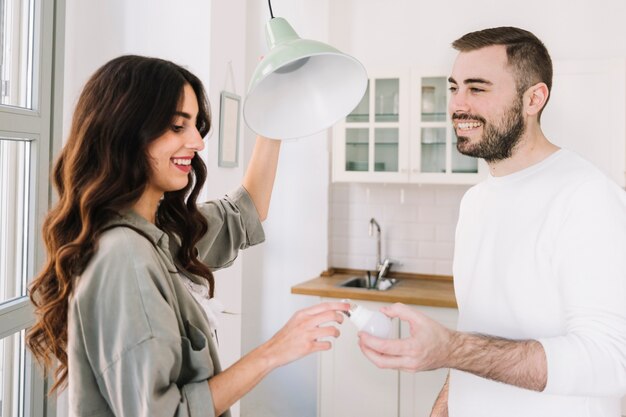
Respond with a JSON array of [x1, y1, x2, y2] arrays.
[[449, 91, 470, 115]]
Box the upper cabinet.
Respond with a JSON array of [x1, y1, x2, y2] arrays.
[[332, 68, 487, 184], [333, 70, 410, 183]]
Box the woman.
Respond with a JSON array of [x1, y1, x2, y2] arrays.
[[26, 55, 347, 417]]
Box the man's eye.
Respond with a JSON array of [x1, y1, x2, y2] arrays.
[[470, 88, 484, 93], [448, 86, 457, 93]]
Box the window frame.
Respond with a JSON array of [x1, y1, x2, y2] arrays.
[[0, 0, 64, 416]]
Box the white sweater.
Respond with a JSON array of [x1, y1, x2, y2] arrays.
[[449, 149, 626, 417]]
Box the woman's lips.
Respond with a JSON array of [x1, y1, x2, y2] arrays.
[[171, 157, 192, 173]]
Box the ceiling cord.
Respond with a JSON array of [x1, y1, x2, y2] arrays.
[[268, 0, 274, 19]]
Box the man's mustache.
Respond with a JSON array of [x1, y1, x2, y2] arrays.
[[452, 113, 486, 124]]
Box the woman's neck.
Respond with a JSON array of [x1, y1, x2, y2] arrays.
[[132, 188, 162, 223]]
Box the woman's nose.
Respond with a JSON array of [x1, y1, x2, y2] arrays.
[[186, 127, 205, 152]]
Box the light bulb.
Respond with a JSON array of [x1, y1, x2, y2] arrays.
[[343, 299, 392, 339]]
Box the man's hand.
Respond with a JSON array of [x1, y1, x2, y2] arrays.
[[358, 302, 547, 392], [358, 303, 455, 372]]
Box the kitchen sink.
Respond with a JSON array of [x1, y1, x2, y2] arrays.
[[337, 276, 398, 291]]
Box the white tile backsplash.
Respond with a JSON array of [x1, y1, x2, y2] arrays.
[[349, 202, 385, 221], [435, 224, 457, 242], [329, 183, 470, 275], [418, 241, 455, 260], [383, 204, 419, 223], [418, 205, 459, 224]]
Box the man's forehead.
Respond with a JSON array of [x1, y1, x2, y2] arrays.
[[450, 45, 511, 83]]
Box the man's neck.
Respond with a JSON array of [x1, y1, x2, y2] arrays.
[[487, 126, 560, 177]]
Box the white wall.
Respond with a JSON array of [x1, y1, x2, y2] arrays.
[[327, 0, 626, 275], [63, 0, 213, 142], [240, 1, 333, 416], [329, 0, 626, 69], [205, 2, 248, 416]]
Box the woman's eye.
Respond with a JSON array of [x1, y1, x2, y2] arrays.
[[171, 124, 184, 132]]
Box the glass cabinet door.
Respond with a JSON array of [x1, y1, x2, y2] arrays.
[[345, 81, 370, 172], [417, 76, 448, 174], [374, 128, 399, 172], [345, 128, 369, 171], [340, 75, 403, 177], [375, 79, 399, 122], [420, 77, 447, 122], [420, 127, 445, 173]]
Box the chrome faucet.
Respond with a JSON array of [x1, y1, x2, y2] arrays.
[[369, 218, 382, 270], [369, 218, 393, 289]]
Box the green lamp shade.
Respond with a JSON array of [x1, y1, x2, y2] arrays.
[[243, 17, 368, 140]]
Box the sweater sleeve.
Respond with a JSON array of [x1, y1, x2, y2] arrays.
[[538, 179, 626, 396], [195, 186, 265, 270]]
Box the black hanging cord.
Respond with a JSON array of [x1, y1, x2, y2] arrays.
[[268, 0, 275, 19]]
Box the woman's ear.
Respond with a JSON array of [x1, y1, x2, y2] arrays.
[[525, 82, 549, 117]]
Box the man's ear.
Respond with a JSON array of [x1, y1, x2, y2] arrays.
[[525, 82, 549, 117]]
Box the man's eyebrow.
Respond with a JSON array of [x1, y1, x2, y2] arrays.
[[448, 76, 493, 86], [464, 78, 493, 85]]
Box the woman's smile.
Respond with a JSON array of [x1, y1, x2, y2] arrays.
[[171, 156, 193, 173]]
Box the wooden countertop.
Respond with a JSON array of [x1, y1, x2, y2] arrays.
[[291, 268, 457, 309]]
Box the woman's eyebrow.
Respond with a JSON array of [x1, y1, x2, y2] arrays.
[[173, 111, 193, 119]]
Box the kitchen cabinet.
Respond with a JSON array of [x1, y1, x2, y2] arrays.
[[332, 68, 487, 185], [319, 299, 401, 417], [332, 71, 410, 183], [318, 298, 458, 417], [398, 305, 458, 417]]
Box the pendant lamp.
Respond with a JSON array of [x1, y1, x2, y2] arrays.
[[243, 2, 368, 140]]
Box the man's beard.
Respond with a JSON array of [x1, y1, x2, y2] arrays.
[[453, 96, 526, 163]]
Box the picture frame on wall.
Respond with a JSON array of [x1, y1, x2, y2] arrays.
[[218, 91, 241, 167]]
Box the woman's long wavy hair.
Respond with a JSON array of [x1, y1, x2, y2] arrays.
[[26, 55, 214, 392]]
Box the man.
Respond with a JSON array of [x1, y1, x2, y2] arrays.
[[358, 27, 626, 417]]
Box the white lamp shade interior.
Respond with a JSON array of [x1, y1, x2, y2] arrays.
[[244, 53, 367, 139]]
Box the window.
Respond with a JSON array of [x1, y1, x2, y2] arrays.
[[0, 0, 63, 416]]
